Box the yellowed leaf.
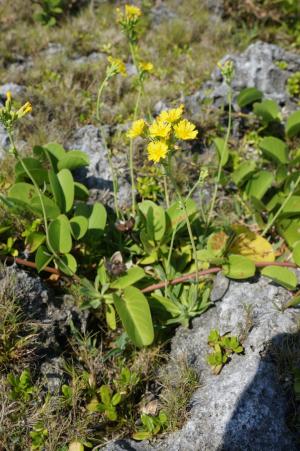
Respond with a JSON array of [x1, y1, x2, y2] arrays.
[[68, 442, 84, 451], [230, 225, 275, 263]]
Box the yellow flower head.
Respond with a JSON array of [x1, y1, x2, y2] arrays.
[[158, 104, 184, 123], [147, 141, 168, 163], [16, 101, 32, 119], [139, 61, 154, 73], [6, 91, 12, 102], [127, 119, 146, 139], [149, 119, 171, 139], [107, 56, 127, 76], [174, 119, 198, 140], [125, 4, 142, 20]]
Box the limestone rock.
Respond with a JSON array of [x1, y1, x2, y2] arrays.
[[66, 124, 131, 209], [104, 275, 300, 450]]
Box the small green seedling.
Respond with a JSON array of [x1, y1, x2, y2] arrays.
[[133, 410, 168, 441], [30, 421, 48, 450], [207, 329, 244, 375], [7, 369, 36, 402], [87, 385, 122, 421]]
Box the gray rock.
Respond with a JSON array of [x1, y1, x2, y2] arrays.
[[150, 4, 176, 25], [40, 357, 65, 394], [0, 83, 25, 99], [0, 265, 88, 355], [41, 42, 65, 58], [210, 271, 230, 302], [71, 51, 106, 66], [186, 41, 300, 117], [105, 276, 299, 450], [0, 124, 9, 156], [66, 124, 131, 209]]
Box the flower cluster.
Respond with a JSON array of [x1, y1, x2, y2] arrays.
[[107, 56, 127, 78], [126, 105, 198, 163], [116, 4, 142, 44], [0, 91, 32, 132]]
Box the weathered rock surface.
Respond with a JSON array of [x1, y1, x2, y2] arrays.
[[186, 41, 300, 118], [66, 124, 131, 209], [105, 275, 300, 451], [0, 265, 88, 359]]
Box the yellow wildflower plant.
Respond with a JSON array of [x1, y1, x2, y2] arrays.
[[174, 119, 198, 140], [139, 62, 154, 73], [125, 4, 142, 20], [147, 141, 168, 163], [107, 56, 127, 77], [127, 119, 146, 139], [0, 92, 32, 131], [149, 119, 171, 139], [158, 104, 184, 124]]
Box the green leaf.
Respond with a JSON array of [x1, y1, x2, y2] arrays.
[[57, 150, 89, 171], [15, 158, 48, 186], [237, 87, 263, 108], [26, 232, 46, 253], [293, 242, 300, 266], [35, 245, 53, 272], [112, 392, 122, 406], [150, 294, 181, 317], [105, 304, 117, 330], [223, 255, 256, 279], [139, 200, 166, 242], [100, 385, 111, 406], [246, 170, 274, 200], [261, 265, 297, 290], [253, 99, 280, 123], [88, 202, 107, 232], [167, 199, 197, 231], [132, 431, 152, 440], [48, 214, 72, 254], [214, 137, 228, 166], [57, 169, 74, 213], [279, 196, 300, 217], [70, 216, 89, 240], [74, 182, 89, 201], [286, 110, 300, 138], [44, 142, 65, 160], [56, 253, 77, 275], [277, 219, 300, 247], [113, 287, 154, 347], [48, 169, 64, 211], [259, 137, 288, 164], [231, 161, 256, 186], [31, 194, 61, 219], [110, 266, 146, 289], [8, 182, 36, 204]]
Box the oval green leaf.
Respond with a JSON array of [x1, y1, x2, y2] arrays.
[[261, 265, 297, 290], [57, 169, 74, 213], [259, 137, 288, 165], [214, 137, 229, 167], [286, 110, 300, 138], [70, 216, 89, 240], [56, 253, 77, 276], [48, 214, 72, 254], [223, 255, 256, 279], [88, 202, 107, 231], [35, 245, 54, 272], [113, 286, 154, 347], [237, 87, 263, 108], [110, 266, 146, 289], [293, 242, 300, 266], [246, 170, 274, 200], [57, 150, 89, 171]]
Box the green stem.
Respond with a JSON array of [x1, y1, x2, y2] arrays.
[[262, 173, 300, 237], [96, 75, 120, 218], [206, 85, 233, 227], [129, 86, 142, 215], [163, 172, 170, 208], [167, 155, 199, 284]]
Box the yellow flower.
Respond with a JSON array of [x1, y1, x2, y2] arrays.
[[107, 56, 127, 76], [174, 119, 198, 140], [158, 104, 184, 123], [6, 91, 12, 102], [125, 4, 142, 20], [16, 101, 32, 119], [147, 141, 168, 163], [139, 61, 154, 73], [127, 119, 146, 138], [149, 119, 171, 139]]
